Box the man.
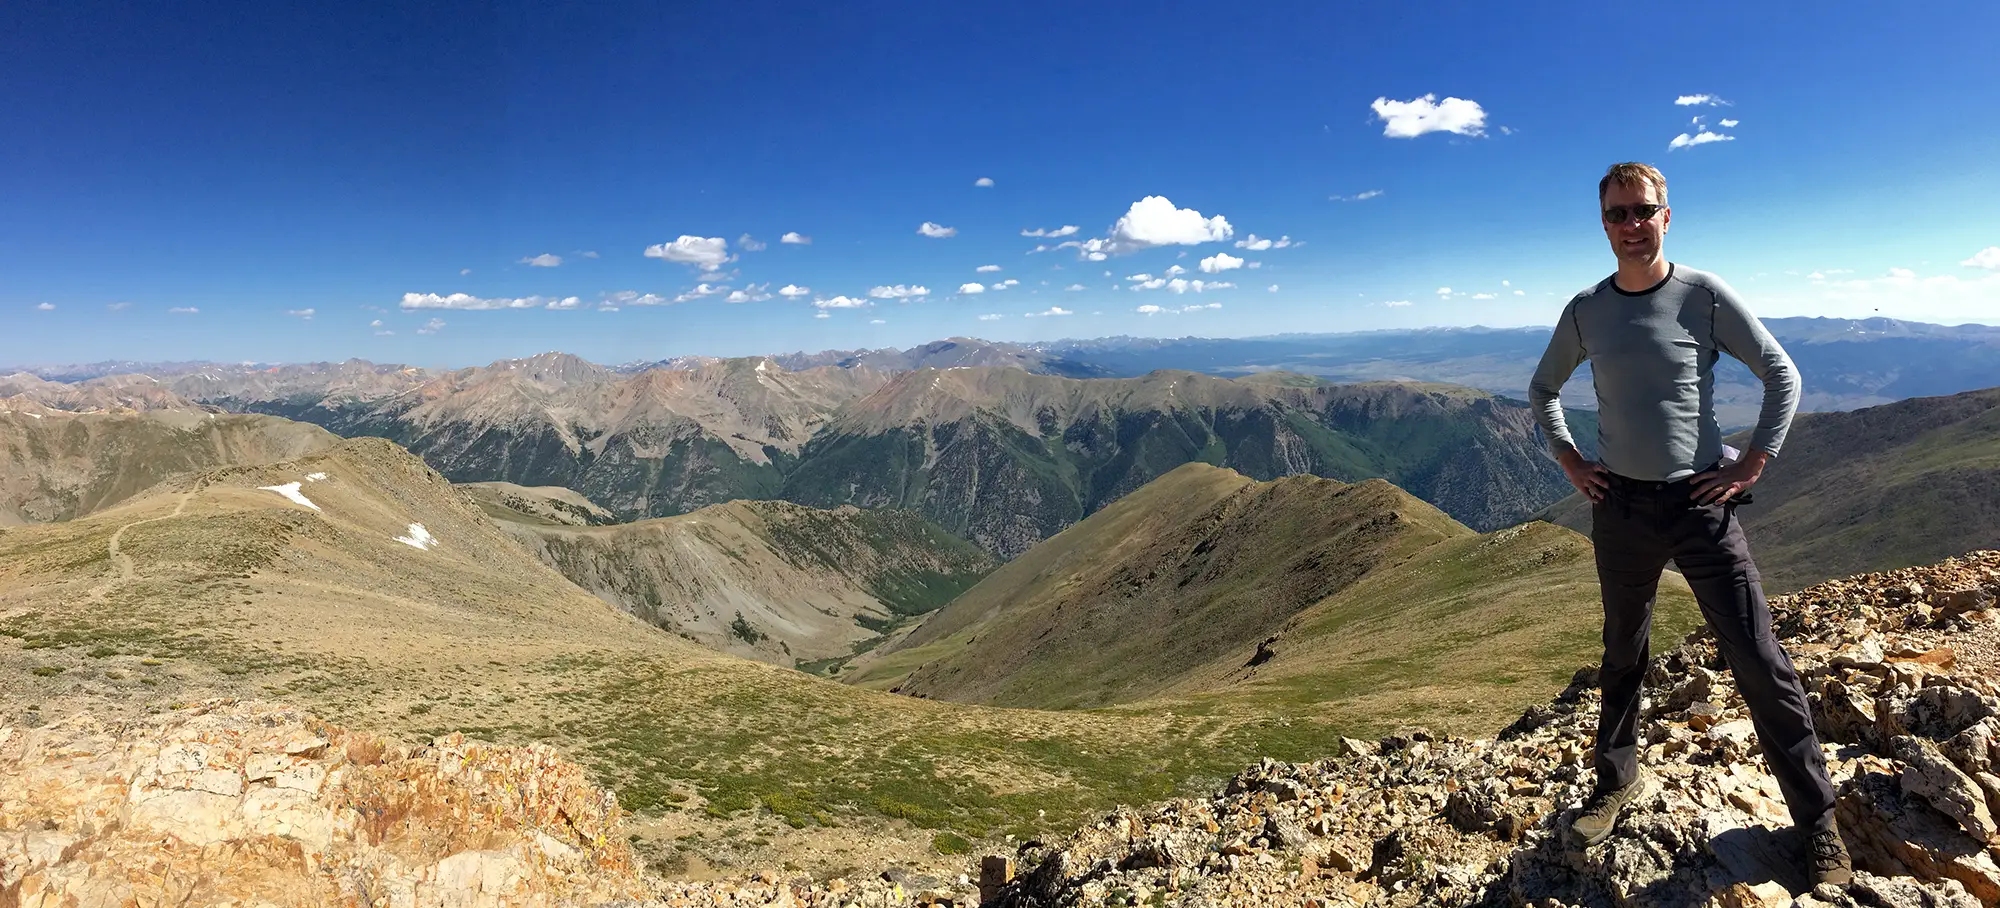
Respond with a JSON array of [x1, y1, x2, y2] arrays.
[[1528, 162, 1851, 887]]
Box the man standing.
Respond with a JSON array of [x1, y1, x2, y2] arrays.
[[1528, 162, 1851, 887]]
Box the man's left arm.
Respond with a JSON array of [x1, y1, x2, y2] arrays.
[[1693, 279, 1801, 503]]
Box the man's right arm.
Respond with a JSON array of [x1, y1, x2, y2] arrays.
[[1529, 299, 1586, 458]]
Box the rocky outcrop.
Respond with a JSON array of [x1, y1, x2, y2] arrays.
[[0, 699, 643, 907]]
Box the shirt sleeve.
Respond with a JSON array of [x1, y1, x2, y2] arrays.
[[1529, 298, 1586, 458], [1708, 277, 1801, 457]]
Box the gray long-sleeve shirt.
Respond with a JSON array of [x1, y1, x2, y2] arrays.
[[1529, 263, 1801, 482]]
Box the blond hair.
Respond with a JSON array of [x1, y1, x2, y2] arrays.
[[1599, 162, 1668, 206]]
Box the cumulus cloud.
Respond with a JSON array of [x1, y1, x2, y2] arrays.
[[417, 317, 447, 334], [1471, 293, 1497, 300], [1182, 302, 1221, 312], [1137, 304, 1164, 315], [1675, 94, 1730, 106], [106, 302, 132, 311], [1233, 234, 1294, 251], [644, 236, 732, 270], [737, 234, 768, 252], [780, 232, 812, 245], [460, 268, 472, 276], [400, 292, 587, 310], [1960, 247, 2000, 270], [602, 291, 672, 307], [974, 177, 994, 187], [814, 312, 830, 319], [1026, 306, 1073, 317], [287, 308, 316, 319], [976, 264, 1002, 273], [978, 314, 1003, 321], [1371, 94, 1487, 138], [1331, 190, 1384, 202], [579, 251, 600, 259], [1070, 196, 1233, 259], [1501, 280, 1511, 286], [1514, 290, 1526, 296], [1064, 283, 1085, 291], [1126, 273, 1153, 282], [1435, 287, 1453, 296], [35, 302, 55, 311], [869, 284, 930, 300], [918, 222, 958, 238], [960, 282, 986, 294], [727, 283, 774, 303], [1668, 130, 1735, 150], [1719, 118, 1740, 128], [778, 284, 812, 299], [1165, 265, 1187, 277], [1171, 279, 1230, 293], [674, 283, 729, 304], [169, 307, 199, 314], [1382, 300, 1413, 307], [1199, 252, 1245, 273], [1022, 225, 1080, 238], [813, 296, 869, 309], [520, 253, 563, 267], [996, 279, 1020, 289], [1886, 267, 1917, 280], [1131, 278, 1166, 291], [1267, 285, 1279, 292]]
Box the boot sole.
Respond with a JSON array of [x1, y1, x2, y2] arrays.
[[1574, 772, 1660, 847]]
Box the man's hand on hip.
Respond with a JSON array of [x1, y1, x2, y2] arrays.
[[1558, 449, 1611, 503], [1690, 451, 1768, 505]]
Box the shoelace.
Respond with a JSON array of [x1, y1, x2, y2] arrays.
[[1809, 831, 1846, 862]]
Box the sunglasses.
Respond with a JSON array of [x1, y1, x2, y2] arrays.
[[1602, 204, 1665, 225]]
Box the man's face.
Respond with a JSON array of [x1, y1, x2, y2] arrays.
[[1601, 180, 1670, 265]]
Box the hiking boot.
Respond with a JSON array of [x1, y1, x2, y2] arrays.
[[1571, 768, 1658, 847], [1807, 819, 1853, 888]]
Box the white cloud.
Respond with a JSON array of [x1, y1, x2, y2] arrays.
[[459, 268, 472, 275], [1182, 302, 1221, 312], [870, 318, 886, 324], [1026, 306, 1073, 317], [1961, 247, 2000, 270], [1719, 118, 1740, 128], [1248, 261, 1263, 269], [1073, 196, 1232, 258], [1471, 293, 1496, 300], [370, 319, 384, 327], [977, 313, 1003, 321], [1064, 283, 1085, 291], [520, 253, 563, 267], [814, 312, 830, 319], [644, 236, 732, 271], [287, 308, 315, 319], [1668, 130, 1735, 151], [400, 292, 584, 310], [778, 284, 812, 299], [1331, 190, 1384, 202], [1382, 300, 1413, 307], [1371, 94, 1487, 138], [814, 295, 870, 309], [1674, 94, 1730, 106], [1435, 287, 1453, 296], [35, 302, 54, 311], [737, 234, 767, 252], [1132, 278, 1166, 291], [1165, 265, 1187, 277], [544, 297, 584, 310], [1022, 225, 1080, 238], [1267, 284, 1279, 292], [918, 222, 958, 238], [727, 283, 774, 303], [1886, 267, 1917, 280], [1766, 268, 2000, 323], [579, 251, 600, 259], [869, 284, 930, 299], [674, 283, 728, 303], [169, 307, 199, 314], [1126, 273, 1153, 282], [974, 177, 995, 187], [1233, 234, 1294, 251], [603, 291, 672, 307], [1513, 290, 1526, 296], [780, 232, 812, 245], [959, 282, 986, 294], [1136, 304, 1164, 315], [417, 317, 447, 334], [976, 264, 1002, 273], [996, 279, 1020, 288], [1501, 279, 1511, 286], [1199, 252, 1245, 273], [1173, 279, 1231, 293]]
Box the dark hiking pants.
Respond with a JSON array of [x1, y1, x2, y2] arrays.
[[1591, 470, 1837, 829]]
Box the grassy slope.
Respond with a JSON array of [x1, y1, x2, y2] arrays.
[[849, 463, 1700, 741], [0, 437, 1357, 866], [1535, 386, 2000, 592]]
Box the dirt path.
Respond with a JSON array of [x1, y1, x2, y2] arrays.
[[87, 490, 196, 600]]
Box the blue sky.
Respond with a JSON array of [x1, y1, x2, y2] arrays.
[[5, 0, 1998, 367]]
